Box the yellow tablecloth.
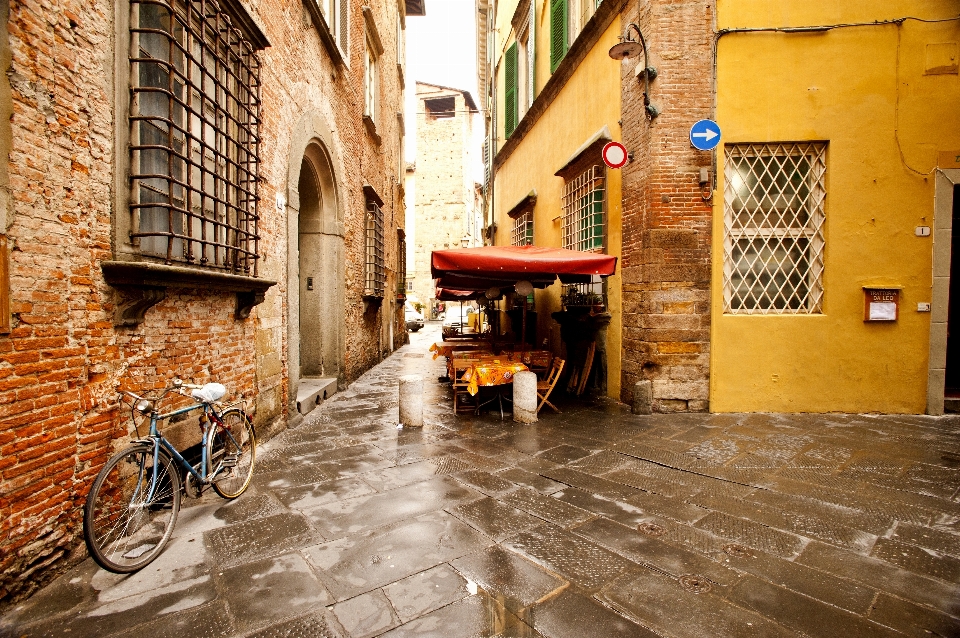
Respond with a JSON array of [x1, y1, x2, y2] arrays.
[[463, 362, 528, 396], [430, 341, 489, 360]]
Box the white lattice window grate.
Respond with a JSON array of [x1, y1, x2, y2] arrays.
[[562, 165, 605, 252], [512, 211, 533, 246], [723, 142, 826, 314]]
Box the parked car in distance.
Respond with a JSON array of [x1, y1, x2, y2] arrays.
[[404, 304, 424, 332], [442, 305, 474, 338]]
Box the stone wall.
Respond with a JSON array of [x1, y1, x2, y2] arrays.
[[619, 0, 714, 412], [0, 0, 406, 607], [411, 85, 476, 308]]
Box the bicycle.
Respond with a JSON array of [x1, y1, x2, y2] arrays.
[[83, 379, 256, 573]]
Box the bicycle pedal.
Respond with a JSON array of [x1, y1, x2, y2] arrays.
[[221, 454, 238, 468]]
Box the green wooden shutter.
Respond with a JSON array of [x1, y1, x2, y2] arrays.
[[550, 0, 567, 73], [504, 42, 518, 138]]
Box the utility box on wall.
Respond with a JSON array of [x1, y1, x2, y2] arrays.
[[864, 287, 900, 322]]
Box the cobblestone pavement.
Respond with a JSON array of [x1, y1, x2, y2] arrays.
[[3, 323, 960, 637]]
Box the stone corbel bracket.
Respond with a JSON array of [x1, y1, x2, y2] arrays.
[[101, 260, 277, 326]]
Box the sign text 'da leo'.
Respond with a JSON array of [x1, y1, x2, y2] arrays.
[[864, 288, 899, 322]]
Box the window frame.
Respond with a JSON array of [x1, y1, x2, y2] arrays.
[[127, 0, 264, 276], [561, 164, 606, 253], [321, 0, 350, 62], [549, 0, 567, 73], [721, 142, 827, 315], [364, 192, 386, 299], [511, 210, 533, 247], [504, 41, 518, 138], [397, 229, 407, 299], [364, 35, 378, 123]]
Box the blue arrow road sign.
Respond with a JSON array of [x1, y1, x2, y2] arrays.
[[689, 119, 721, 151]]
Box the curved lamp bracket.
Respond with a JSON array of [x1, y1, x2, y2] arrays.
[[609, 23, 659, 119]]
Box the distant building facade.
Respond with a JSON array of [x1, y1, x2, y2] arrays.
[[0, 0, 423, 608], [408, 82, 481, 315]]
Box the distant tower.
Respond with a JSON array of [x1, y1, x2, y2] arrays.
[[409, 82, 480, 316]]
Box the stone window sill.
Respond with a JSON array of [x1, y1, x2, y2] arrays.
[[101, 260, 277, 326], [363, 115, 382, 145]]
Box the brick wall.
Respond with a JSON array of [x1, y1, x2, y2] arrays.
[[619, 0, 714, 412], [0, 0, 405, 607]]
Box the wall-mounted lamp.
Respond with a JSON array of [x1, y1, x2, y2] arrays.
[[609, 23, 659, 119]]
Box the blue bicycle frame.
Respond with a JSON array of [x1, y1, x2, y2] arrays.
[[144, 401, 222, 492]]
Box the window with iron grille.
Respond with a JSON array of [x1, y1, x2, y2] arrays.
[[722, 142, 826, 314], [365, 200, 385, 297], [562, 165, 605, 252], [397, 230, 406, 298], [130, 0, 261, 275], [511, 211, 533, 246]]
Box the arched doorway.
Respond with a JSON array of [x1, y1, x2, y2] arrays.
[[298, 157, 323, 377], [288, 137, 344, 417]]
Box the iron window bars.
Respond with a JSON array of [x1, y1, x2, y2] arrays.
[[130, 0, 261, 276], [397, 231, 406, 298], [511, 210, 533, 246], [365, 200, 385, 297], [722, 142, 826, 314], [562, 164, 605, 253]]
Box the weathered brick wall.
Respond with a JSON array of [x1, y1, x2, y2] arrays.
[[0, 0, 405, 607], [411, 87, 474, 307], [619, 0, 714, 412]]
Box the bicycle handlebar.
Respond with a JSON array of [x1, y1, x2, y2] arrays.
[[118, 379, 211, 411]]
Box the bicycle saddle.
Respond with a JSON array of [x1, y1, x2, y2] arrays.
[[191, 383, 226, 403]]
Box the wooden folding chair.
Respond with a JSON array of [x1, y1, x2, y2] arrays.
[[524, 350, 553, 379], [452, 360, 478, 413], [536, 358, 565, 414]]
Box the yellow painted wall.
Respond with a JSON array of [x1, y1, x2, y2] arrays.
[[493, 17, 624, 398], [711, 1, 960, 412]]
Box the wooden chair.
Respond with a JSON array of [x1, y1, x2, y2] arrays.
[[536, 358, 565, 414], [524, 350, 553, 379], [452, 360, 477, 413]]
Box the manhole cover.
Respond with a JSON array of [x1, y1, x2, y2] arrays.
[[637, 522, 665, 537], [679, 574, 712, 594], [722, 543, 751, 557]]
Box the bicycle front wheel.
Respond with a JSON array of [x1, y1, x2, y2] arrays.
[[83, 444, 181, 573], [209, 408, 256, 499]]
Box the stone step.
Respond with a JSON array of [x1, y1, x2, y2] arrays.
[[944, 397, 960, 414], [297, 377, 337, 415]]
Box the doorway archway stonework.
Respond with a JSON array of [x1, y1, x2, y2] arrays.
[[284, 110, 346, 420]]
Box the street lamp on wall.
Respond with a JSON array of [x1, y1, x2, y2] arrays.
[[609, 23, 659, 119]]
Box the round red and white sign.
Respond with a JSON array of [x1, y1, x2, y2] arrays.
[[602, 141, 628, 169]]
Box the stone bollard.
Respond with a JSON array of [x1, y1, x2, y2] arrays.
[[632, 380, 653, 415], [513, 370, 538, 423], [398, 375, 423, 427]]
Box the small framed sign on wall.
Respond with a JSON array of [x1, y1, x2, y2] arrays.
[[863, 287, 900, 322]]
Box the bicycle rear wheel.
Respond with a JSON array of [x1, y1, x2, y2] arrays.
[[209, 408, 256, 499], [83, 444, 181, 573]]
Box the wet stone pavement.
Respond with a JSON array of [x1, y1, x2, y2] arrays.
[[4, 323, 960, 638]]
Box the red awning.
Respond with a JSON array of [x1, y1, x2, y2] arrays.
[[431, 245, 617, 291], [435, 287, 486, 302]]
